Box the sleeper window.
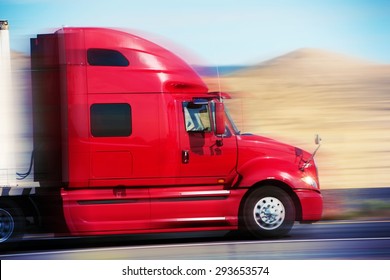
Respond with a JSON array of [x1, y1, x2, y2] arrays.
[[90, 103, 132, 137], [87, 49, 129, 66]]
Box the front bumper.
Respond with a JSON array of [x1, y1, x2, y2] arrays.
[[295, 189, 323, 222]]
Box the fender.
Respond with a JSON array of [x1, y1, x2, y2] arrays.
[[236, 156, 303, 189]]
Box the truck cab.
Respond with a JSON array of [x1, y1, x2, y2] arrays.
[[0, 27, 322, 243]]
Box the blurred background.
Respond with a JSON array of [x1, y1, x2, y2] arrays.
[[2, 0, 390, 223], [203, 47, 390, 220]]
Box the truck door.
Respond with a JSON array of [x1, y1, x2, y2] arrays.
[[149, 99, 238, 230]]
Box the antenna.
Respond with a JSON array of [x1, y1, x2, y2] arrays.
[[216, 65, 222, 102]]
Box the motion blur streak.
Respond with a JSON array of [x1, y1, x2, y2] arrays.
[[212, 48, 390, 190]]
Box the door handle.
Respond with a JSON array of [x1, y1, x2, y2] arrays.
[[182, 150, 189, 164]]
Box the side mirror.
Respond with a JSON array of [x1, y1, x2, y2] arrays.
[[315, 134, 322, 145], [215, 102, 225, 135]]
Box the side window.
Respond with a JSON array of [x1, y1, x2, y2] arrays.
[[90, 103, 132, 137], [183, 102, 211, 132], [87, 48, 129, 66]]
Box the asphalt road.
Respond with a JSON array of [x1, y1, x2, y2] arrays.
[[1, 220, 389, 259]]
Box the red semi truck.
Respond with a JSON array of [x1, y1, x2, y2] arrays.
[[0, 22, 322, 243]]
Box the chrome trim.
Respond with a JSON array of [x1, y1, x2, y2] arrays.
[[176, 217, 226, 222], [180, 190, 230, 196]]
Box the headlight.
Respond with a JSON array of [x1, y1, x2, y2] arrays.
[[302, 176, 318, 189]]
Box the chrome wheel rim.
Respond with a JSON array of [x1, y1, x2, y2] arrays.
[[253, 196, 285, 230], [0, 209, 14, 243]]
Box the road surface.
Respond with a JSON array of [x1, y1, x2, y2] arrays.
[[1, 220, 389, 259]]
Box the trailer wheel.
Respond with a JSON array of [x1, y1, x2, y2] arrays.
[[0, 202, 25, 243], [242, 186, 295, 238]]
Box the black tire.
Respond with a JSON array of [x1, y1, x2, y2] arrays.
[[0, 201, 25, 243], [242, 186, 295, 238]]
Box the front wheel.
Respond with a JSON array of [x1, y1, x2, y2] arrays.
[[242, 186, 295, 238]]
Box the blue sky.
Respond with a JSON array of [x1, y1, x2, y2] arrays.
[[1, 0, 389, 65]]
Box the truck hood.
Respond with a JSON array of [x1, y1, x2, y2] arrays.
[[237, 133, 310, 163]]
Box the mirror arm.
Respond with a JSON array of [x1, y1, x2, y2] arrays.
[[301, 134, 322, 170]]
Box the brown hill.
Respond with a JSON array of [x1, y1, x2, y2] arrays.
[[209, 48, 390, 189], [257, 48, 373, 69]]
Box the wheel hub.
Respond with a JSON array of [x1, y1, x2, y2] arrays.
[[253, 196, 285, 230]]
